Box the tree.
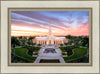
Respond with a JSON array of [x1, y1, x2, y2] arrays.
[[81, 36, 89, 58], [74, 38, 80, 44], [21, 37, 26, 45], [18, 36, 22, 40], [32, 43, 36, 45], [37, 44, 41, 46], [82, 36, 89, 47], [65, 35, 75, 45], [60, 44, 63, 46], [11, 37, 20, 55], [65, 35, 72, 39], [28, 37, 35, 46], [64, 43, 68, 45], [27, 41, 31, 46], [28, 37, 35, 41]]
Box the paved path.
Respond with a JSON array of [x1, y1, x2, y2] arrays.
[[34, 45, 65, 63]]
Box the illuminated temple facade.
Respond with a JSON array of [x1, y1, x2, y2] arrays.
[[34, 24, 68, 45]]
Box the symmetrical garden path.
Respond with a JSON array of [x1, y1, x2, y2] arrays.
[[34, 45, 65, 63]]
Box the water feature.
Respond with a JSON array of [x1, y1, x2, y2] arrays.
[[43, 48, 56, 53]]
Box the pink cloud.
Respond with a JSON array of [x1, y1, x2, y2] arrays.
[[65, 25, 89, 36]]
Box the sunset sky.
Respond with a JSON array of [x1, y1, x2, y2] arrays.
[[11, 11, 89, 37]]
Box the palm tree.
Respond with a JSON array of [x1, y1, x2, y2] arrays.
[[11, 37, 20, 55]]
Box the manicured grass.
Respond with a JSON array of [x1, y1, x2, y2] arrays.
[[66, 56, 89, 63], [12, 48, 36, 61], [63, 48, 87, 61]]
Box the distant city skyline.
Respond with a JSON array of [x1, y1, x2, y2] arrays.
[[11, 11, 89, 36]]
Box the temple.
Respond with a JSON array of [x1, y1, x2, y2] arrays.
[[34, 23, 68, 45], [47, 23, 53, 45]]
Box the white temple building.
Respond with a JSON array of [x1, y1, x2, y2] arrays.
[[34, 24, 68, 45]]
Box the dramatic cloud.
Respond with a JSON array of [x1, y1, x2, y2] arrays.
[[11, 11, 89, 36]]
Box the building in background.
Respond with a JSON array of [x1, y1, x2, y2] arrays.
[[34, 24, 68, 45]]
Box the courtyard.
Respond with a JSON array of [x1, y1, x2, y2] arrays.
[[11, 35, 89, 63]]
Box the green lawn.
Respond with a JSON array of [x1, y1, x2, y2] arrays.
[[63, 48, 87, 61], [12, 48, 36, 61]]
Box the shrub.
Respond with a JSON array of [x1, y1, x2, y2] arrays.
[[59, 47, 67, 52], [66, 46, 74, 56], [60, 44, 63, 46], [62, 52, 67, 55], [64, 43, 68, 45], [33, 52, 38, 55], [27, 46, 41, 56], [20, 44, 25, 46], [32, 43, 36, 45], [37, 44, 41, 46], [25, 45, 28, 48]]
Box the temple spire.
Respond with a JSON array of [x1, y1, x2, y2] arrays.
[[47, 22, 53, 45], [49, 23, 51, 34]]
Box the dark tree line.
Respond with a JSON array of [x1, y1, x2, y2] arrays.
[[11, 36, 36, 55], [65, 35, 89, 47]]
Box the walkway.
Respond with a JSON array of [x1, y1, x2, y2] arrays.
[[34, 45, 65, 63]]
